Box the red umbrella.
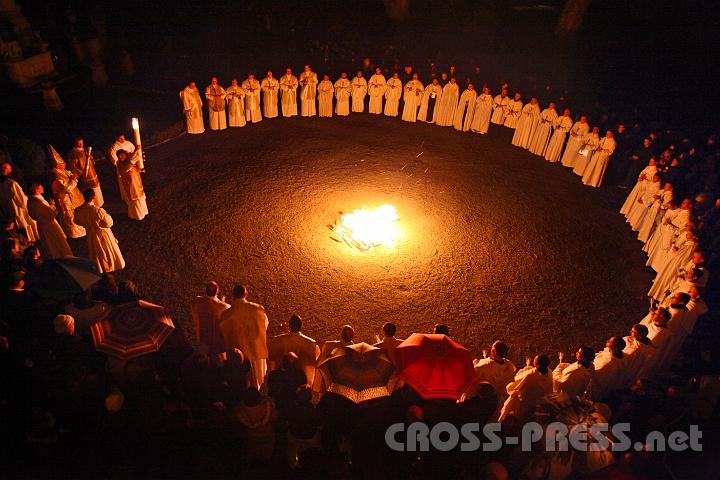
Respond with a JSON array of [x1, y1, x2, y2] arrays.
[[90, 300, 175, 360], [395, 333, 476, 400]]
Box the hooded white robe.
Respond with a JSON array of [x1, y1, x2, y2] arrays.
[[219, 298, 269, 389], [648, 237, 697, 300], [511, 103, 540, 147], [470, 93, 493, 134], [27, 195, 72, 259], [261, 77, 279, 118], [560, 121, 590, 167], [645, 208, 689, 270], [351, 76, 368, 112], [490, 94, 509, 125], [572, 132, 600, 176], [417, 83, 442, 123], [205, 84, 227, 131], [453, 88, 477, 131], [73, 202, 125, 273], [299, 71, 318, 117], [401, 79, 424, 122], [241, 78, 262, 123], [368, 73, 386, 114], [637, 189, 673, 243], [503, 99, 523, 129], [582, 137, 616, 187], [499, 366, 552, 422], [620, 164, 658, 216], [529, 108, 558, 156], [179, 86, 205, 134], [544, 115, 573, 162], [434, 82, 459, 127], [225, 85, 247, 127], [334, 78, 352, 116], [627, 181, 661, 230], [279, 74, 299, 117], [317, 79, 334, 117], [383, 78, 403, 116]]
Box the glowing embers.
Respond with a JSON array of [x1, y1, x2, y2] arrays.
[[331, 204, 400, 251]]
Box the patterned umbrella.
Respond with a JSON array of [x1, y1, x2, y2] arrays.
[[90, 300, 175, 360], [25, 256, 101, 302], [317, 342, 396, 403], [395, 333, 476, 400]]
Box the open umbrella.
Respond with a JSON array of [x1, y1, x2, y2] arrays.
[[317, 342, 396, 403], [90, 300, 175, 360], [25, 256, 101, 302], [395, 333, 476, 400]]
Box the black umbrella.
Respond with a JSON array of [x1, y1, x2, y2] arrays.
[[26, 256, 102, 302]]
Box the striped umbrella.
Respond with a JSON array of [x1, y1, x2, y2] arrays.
[[91, 300, 175, 360], [25, 256, 101, 302]]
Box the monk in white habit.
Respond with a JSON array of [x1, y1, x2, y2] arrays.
[[368, 68, 386, 114], [582, 130, 617, 187], [620, 159, 659, 217], [261, 71, 279, 118], [621, 324, 654, 385], [544, 109, 573, 162], [109, 134, 135, 202], [116, 149, 149, 221], [470, 86, 493, 134], [417, 78, 442, 123], [205, 77, 227, 131], [242, 74, 262, 123], [26, 182, 71, 259], [645, 199, 690, 270], [299, 65, 318, 117], [572, 126, 600, 176], [648, 238, 700, 301], [225, 79, 246, 127], [351, 71, 367, 113], [0, 162, 38, 243], [499, 355, 551, 423], [511, 97, 540, 148], [383, 73, 403, 117], [268, 314, 320, 384], [279, 68, 299, 117], [472, 340, 516, 403], [434, 77, 459, 127], [317, 75, 334, 117], [590, 336, 626, 400], [334, 72, 352, 116], [560, 115, 590, 168], [552, 347, 594, 398], [179, 82, 204, 134], [401, 73, 424, 122], [67, 137, 104, 207], [73, 188, 125, 273], [641, 308, 674, 374], [529, 102, 558, 156], [453, 83, 477, 131], [219, 285, 269, 389], [490, 89, 509, 125], [191, 281, 230, 358], [503, 92, 523, 129], [50, 148, 85, 239]]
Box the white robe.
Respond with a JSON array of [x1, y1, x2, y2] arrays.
[[591, 349, 626, 400], [560, 121, 590, 167], [490, 94, 509, 125], [648, 239, 697, 300], [334, 78, 352, 116], [73, 202, 125, 273], [582, 137, 617, 187], [51, 169, 85, 239], [417, 84, 442, 123], [627, 181, 661, 230], [225, 85, 247, 127], [621, 337, 654, 385], [179, 87, 205, 134], [645, 208, 689, 271], [0, 177, 38, 242], [261, 77, 279, 118], [27, 195, 72, 259], [544, 116, 573, 162], [351, 76, 367, 112], [279, 74, 299, 117], [499, 366, 551, 422], [317, 79, 334, 117], [434, 82, 459, 127], [453, 88, 477, 131], [503, 99, 523, 129], [473, 357, 517, 403], [109, 140, 135, 202], [205, 85, 227, 131], [643, 323, 674, 374], [637, 190, 672, 243], [368, 74, 386, 114], [529, 108, 558, 156], [552, 362, 594, 397], [241, 79, 262, 123], [401, 79, 424, 122], [511, 103, 540, 147], [572, 132, 600, 176], [619, 164, 658, 216], [299, 71, 318, 117], [470, 93, 493, 134], [383, 78, 402, 116], [219, 298, 269, 389]]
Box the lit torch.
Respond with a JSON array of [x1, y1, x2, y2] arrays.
[[131, 117, 145, 171]]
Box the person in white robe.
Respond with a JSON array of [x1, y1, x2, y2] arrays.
[[511, 97, 540, 147], [627, 174, 661, 231], [26, 182, 72, 259], [472, 341, 517, 403], [470, 87, 493, 134], [434, 77, 459, 127], [417, 79, 442, 123], [179, 82, 205, 134], [572, 126, 600, 176], [490, 89, 509, 125], [225, 79, 247, 127], [560, 116, 590, 167], [67, 138, 104, 207], [317, 75, 334, 117], [552, 347, 595, 397], [499, 355, 552, 423], [267, 315, 320, 384], [368, 68, 386, 114], [260, 71, 279, 119], [73, 188, 125, 273], [645, 199, 691, 270], [109, 135, 135, 203], [205, 77, 227, 131], [590, 337, 626, 400], [401, 73, 424, 122], [620, 159, 659, 217], [351, 71, 367, 113], [503, 93, 523, 129], [544, 109, 573, 162], [334, 72, 352, 116], [279, 68, 299, 117], [241, 74, 262, 123], [299, 65, 318, 117], [648, 242, 700, 301], [582, 130, 617, 187], [641, 308, 674, 374], [453, 83, 477, 131], [383, 73, 403, 117], [0, 162, 38, 243], [50, 152, 85, 239], [621, 324, 655, 386], [116, 149, 149, 221], [637, 183, 673, 243], [529, 103, 558, 156], [659, 294, 696, 369]]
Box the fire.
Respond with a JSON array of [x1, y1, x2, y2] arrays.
[[332, 204, 400, 251]]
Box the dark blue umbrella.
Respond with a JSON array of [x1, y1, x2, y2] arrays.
[[26, 256, 102, 302]]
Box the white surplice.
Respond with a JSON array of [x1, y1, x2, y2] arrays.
[[279, 74, 299, 117], [317, 79, 334, 117], [73, 202, 125, 273], [401, 79, 424, 122], [299, 71, 318, 117], [417, 83, 442, 123], [529, 108, 558, 156], [368, 73, 386, 114], [242, 78, 262, 123], [351, 76, 367, 112], [503, 99, 523, 129], [226, 85, 247, 127], [490, 94, 509, 125], [261, 77, 279, 118], [544, 115, 573, 162], [434, 82, 459, 127], [383, 78, 403, 116], [453, 88, 477, 131], [511, 103, 540, 147], [499, 366, 552, 422], [572, 132, 600, 176], [582, 137, 616, 187], [27, 194, 72, 259], [560, 121, 590, 167], [205, 84, 227, 131], [179, 86, 205, 134], [334, 78, 351, 116], [470, 93, 493, 134]]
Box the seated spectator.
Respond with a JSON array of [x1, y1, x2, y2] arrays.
[[552, 346, 595, 397], [232, 387, 276, 462], [268, 314, 320, 383], [473, 340, 517, 403]]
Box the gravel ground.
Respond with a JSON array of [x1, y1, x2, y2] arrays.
[[84, 113, 654, 363]]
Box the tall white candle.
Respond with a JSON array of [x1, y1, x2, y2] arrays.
[[131, 117, 141, 146]]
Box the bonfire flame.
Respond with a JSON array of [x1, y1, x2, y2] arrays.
[[332, 204, 400, 251]]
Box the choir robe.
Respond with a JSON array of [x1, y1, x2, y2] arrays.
[[511, 103, 540, 147], [225, 85, 247, 127], [627, 181, 661, 230], [434, 82, 459, 127], [572, 132, 600, 176], [51, 168, 85, 239], [591, 349, 626, 400], [299, 71, 318, 117], [647, 237, 697, 300], [552, 362, 594, 397], [560, 121, 590, 167], [109, 139, 135, 202], [27, 194, 71, 259], [260, 77, 279, 118], [637, 190, 673, 243], [0, 176, 38, 242], [179, 86, 205, 134], [268, 331, 320, 384], [621, 337, 654, 385], [453, 88, 477, 131], [544, 116, 573, 162], [582, 137, 616, 187], [368, 73, 386, 114], [242, 79, 262, 123], [191, 295, 230, 356], [619, 164, 658, 216], [219, 298, 269, 389], [73, 202, 125, 273], [499, 366, 552, 422], [660, 306, 696, 369], [117, 152, 149, 221], [383, 78, 403, 116], [334, 78, 352, 116], [642, 323, 674, 374], [401, 79, 424, 122], [473, 357, 517, 403], [503, 99, 523, 129], [205, 85, 227, 131], [67, 147, 104, 207], [351, 76, 368, 112], [417, 83, 442, 123], [470, 93, 493, 133], [279, 74, 299, 117], [529, 108, 558, 156], [317, 79, 334, 117], [645, 208, 689, 271], [490, 94, 509, 125]]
